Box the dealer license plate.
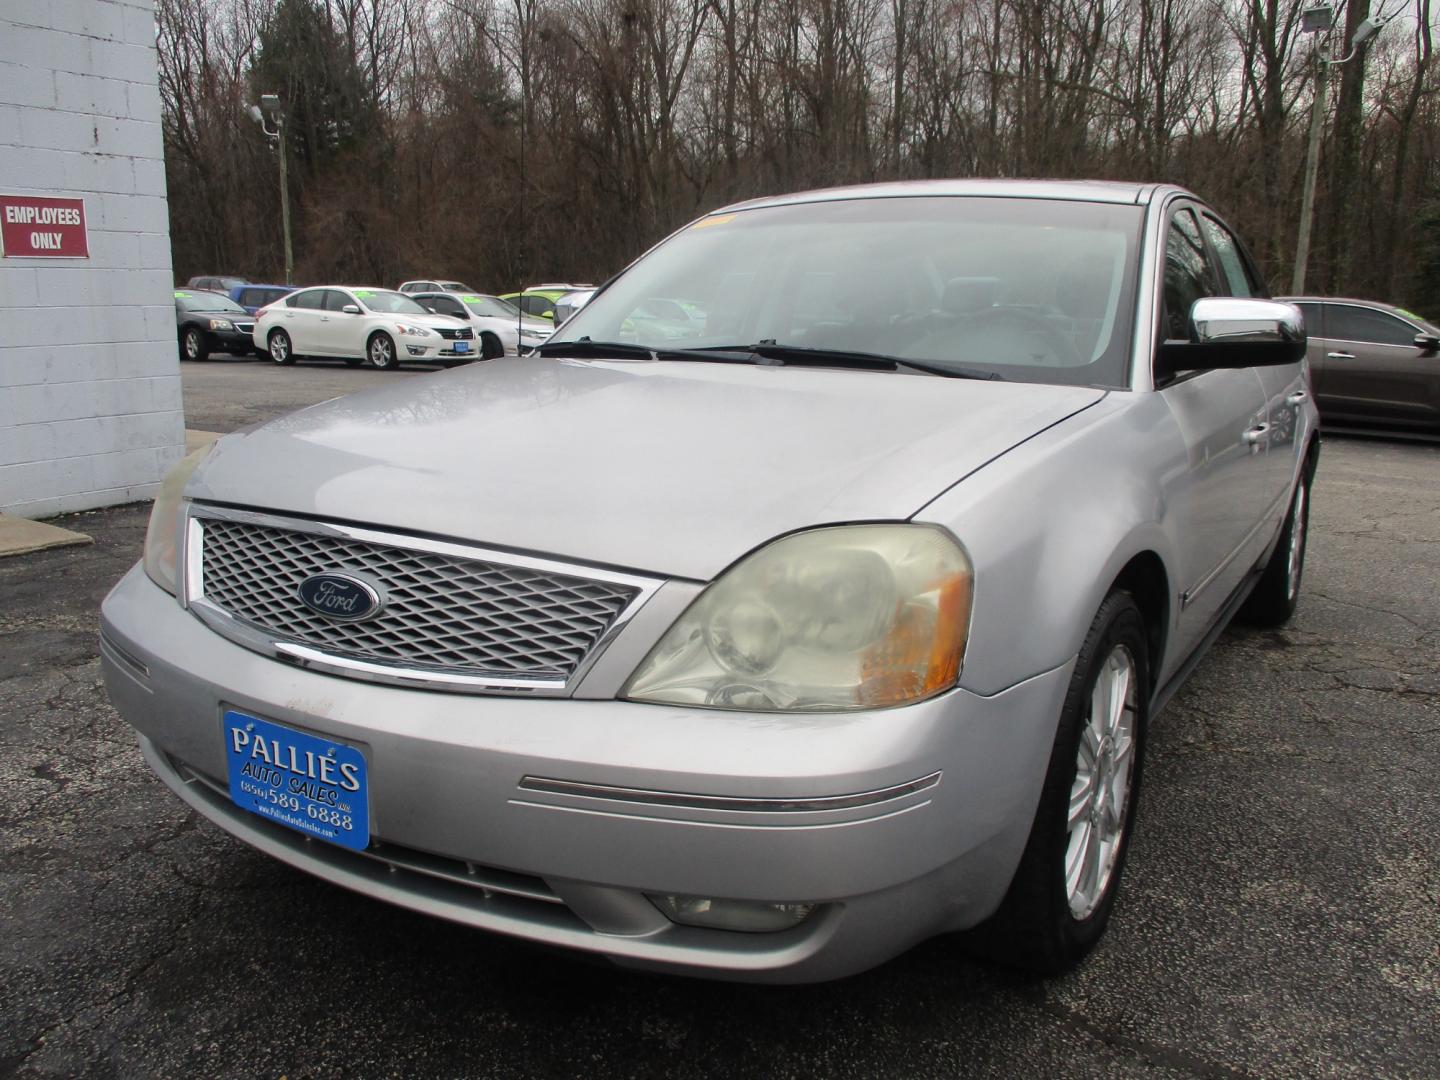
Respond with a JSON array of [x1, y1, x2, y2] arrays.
[[224, 710, 370, 851], [453, 341, 469, 353]]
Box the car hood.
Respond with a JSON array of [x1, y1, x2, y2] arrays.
[[190, 357, 1106, 580], [410, 312, 467, 331]]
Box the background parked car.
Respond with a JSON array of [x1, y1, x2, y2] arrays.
[[186, 275, 250, 292], [174, 289, 257, 360], [411, 291, 553, 358], [230, 283, 295, 315], [497, 287, 572, 321], [398, 279, 473, 295], [1280, 296, 1440, 435], [253, 285, 474, 369], [552, 288, 595, 326]]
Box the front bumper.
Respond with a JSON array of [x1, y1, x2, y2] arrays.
[[210, 328, 255, 353], [101, 562, 1071, 982], [405, 339, 475, 359]]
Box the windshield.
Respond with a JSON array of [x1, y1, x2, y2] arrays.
[[356, 289, 428, 315], [176, 292, 247, 314], [554, 196, 1143, 387], [462, 295, 521, 318]]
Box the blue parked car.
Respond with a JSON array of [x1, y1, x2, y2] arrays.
[[228, 283, 296, 315]]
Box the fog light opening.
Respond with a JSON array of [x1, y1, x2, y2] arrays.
[[406, 345, 427, 356], [648, 894, 816, 933]]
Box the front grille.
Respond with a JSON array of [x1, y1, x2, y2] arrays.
[[436, 327, 473, 340], [196, 515, 640, 684], [235, 322, 255, 334]]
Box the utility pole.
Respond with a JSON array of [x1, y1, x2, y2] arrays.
[[1291, 6, 1387, 295], [1292, 46, 1329, 296], [252, 94, 294, 285]]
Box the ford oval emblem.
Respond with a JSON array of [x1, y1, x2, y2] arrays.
[[297, 573, 382, 622]]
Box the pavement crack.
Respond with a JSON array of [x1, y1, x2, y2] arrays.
[[1040, 998, 1256, 1078]]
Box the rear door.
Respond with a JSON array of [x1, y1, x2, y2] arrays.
[[280, 288, 326, 352], [1313, 303, 1440, 430]]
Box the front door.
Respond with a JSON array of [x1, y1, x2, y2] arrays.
[[1312, 303, 1440, 431], [1156, 206, 1273, 661]]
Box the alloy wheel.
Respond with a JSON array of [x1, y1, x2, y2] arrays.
[[1066, 643, 1139, 919], [1286, 483, 1307, 602]]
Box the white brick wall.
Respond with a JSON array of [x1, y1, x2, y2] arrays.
[[0, 0, 183, 519]]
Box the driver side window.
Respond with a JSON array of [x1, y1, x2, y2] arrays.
[[1163, 209, 1221, 341]]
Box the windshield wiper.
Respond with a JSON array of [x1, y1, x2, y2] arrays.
[[537, 337, 1002, 381], [701, 341, 1005, 381], [535, 338, 737, 362]]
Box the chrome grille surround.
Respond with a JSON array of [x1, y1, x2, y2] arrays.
[[436, 327, 474, 340], [183, 505, 663, 695]]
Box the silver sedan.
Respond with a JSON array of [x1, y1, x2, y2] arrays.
[[101, 180, 1317, 982]]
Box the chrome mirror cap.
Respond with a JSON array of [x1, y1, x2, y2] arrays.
[[1190, 297, 1305, 346]]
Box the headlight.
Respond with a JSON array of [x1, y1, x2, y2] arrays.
[[207, 318, 235, 331], [519, 328, 545, 340], [623, 525, 972, 712], [143, 444, 216, 595], [395, 323, 432, 337]]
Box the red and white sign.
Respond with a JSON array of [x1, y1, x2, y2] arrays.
[[0, 194, 89, 258]]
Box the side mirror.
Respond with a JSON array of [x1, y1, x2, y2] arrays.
[[1414, 333, 1439, 356], [342, 304, 361, 315], [1157, 297, 1306, 378]]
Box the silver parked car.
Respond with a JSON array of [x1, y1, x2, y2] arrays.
[[101, 181, 1317, 982]]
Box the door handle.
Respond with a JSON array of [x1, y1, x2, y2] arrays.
[[1286, 390, 1308, 405], [1243, 423, 1270, 444], [1326, 351, 1355, 360]]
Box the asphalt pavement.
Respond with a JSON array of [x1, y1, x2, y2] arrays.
[[2, 362, 1437, 1078]]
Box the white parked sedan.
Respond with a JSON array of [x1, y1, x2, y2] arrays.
[[410, 291, 553, 358], [253, 286, 476, 369]]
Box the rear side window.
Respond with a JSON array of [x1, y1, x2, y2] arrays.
[[287, 289, 324, 309], [1163, 209, 1220, 340], [1324, 305, 1419, 347]]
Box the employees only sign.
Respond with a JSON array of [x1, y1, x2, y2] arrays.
[[0, 194, 89, 258]]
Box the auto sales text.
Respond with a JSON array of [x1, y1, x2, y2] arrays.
[[230, 727, 361, 793]]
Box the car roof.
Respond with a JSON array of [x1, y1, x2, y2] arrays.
[[711, 178, 1173, 216]]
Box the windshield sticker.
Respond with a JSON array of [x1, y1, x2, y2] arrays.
[[174, 291, 191, 297], [461, 295, 482, 302], [692, 214, 736, 230], [1395, 307, 1426, 323], [354, 290, 374, 297]]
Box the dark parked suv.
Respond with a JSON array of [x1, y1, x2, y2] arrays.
[[1281, 296, 1440, 434]]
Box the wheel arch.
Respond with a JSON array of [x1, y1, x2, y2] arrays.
[[1107, 551, 1170, 695]]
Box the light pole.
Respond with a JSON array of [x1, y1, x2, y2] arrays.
[[249, 94, 294, 286], [1291, 6, 1387, 295]]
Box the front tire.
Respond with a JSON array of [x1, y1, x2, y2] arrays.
[[181, 326, 208, 361], [268, 329, 296, 366], [480, 332, 504, 360], [966, 591, 1150, 974], [368, 332, 399, 370], [1238, 471, 1310, 627]]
